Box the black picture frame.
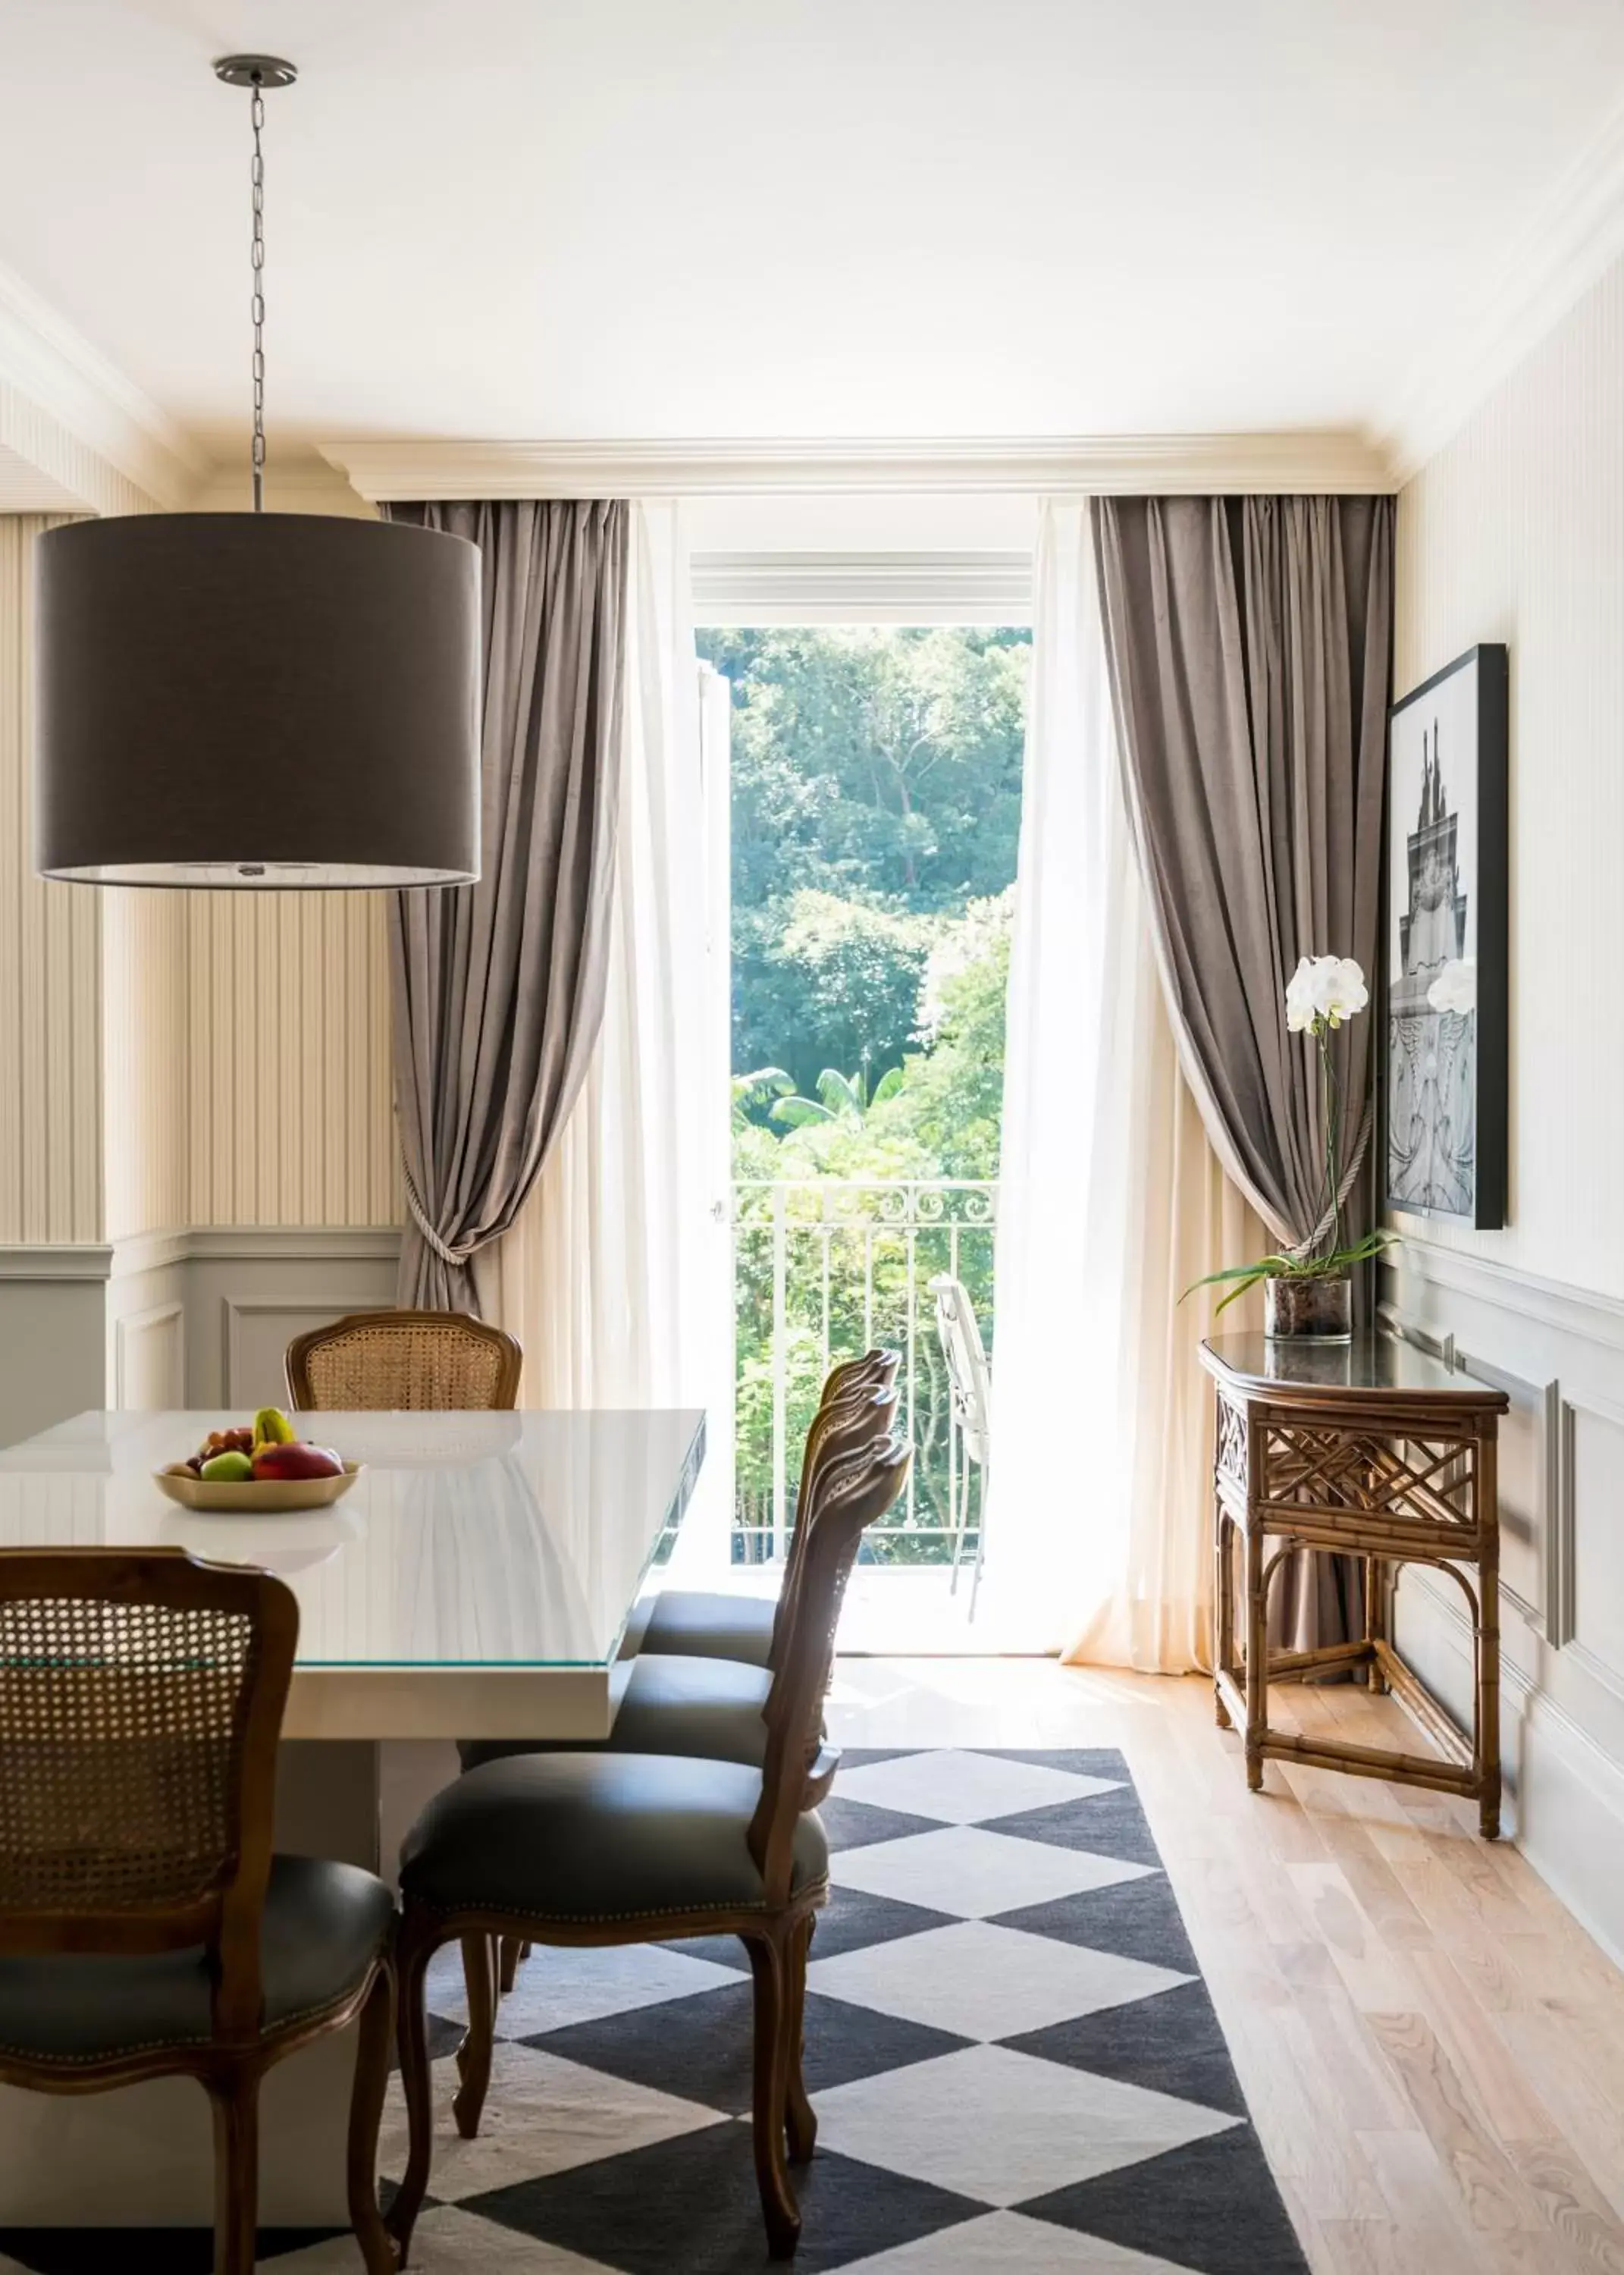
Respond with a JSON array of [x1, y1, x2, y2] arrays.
[[1383, 643, 1508, 1230]]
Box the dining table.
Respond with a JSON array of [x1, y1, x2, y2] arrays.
[[0, 1402, 707, 2228]]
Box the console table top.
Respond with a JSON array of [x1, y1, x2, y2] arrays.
[[1200, 1333, 1508, 1412]]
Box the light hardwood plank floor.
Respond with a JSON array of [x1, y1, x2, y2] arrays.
[[825, 1658, 1624, 2275]]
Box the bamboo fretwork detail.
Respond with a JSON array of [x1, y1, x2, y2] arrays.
[[1201, 1341, 1509, 1843], [1258, 1424, 1478, 1537], [1215, 1397, 1249, 1491]]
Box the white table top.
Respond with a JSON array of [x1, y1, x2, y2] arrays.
[[0, 1408, 706, 1741]]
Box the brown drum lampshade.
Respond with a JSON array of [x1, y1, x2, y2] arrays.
[[33, 513, 482, 887]]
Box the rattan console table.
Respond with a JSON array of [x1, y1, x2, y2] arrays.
[[1200, 1333, 1510, 1838]]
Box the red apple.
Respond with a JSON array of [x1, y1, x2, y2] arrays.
[[252, 1441, 343, 1481]]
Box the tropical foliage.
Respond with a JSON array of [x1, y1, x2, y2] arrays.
[[699, 625, 1029, 1563]]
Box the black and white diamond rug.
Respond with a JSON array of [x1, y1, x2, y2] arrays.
[[0, 1749, 1310, 2275]]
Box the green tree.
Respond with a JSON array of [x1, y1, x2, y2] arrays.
[[733, 890, 936, 1100], [703, 624, 1027, 1566], [702, 626, 1028, 1090]]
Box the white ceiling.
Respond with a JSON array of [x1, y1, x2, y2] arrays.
[[2, 0, 1623, 472]]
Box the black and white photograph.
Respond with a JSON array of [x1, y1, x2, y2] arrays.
[[1384, 643, 1509, 1228]]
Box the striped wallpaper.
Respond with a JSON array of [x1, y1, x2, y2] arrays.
[[1396, 247, 1624, 1300], [0, 516, 102, 1243], [184, 891, 398, 1228]]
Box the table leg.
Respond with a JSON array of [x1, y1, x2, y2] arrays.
[[1478, 1439, 1503, 1840], [1365, 1554, 1387, 1692], [1214, 1502, 1234, 1729], [1244, 1519, 1267, 1792]]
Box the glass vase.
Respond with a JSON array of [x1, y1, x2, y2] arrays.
[[1264, 1271, 1353, 1343]]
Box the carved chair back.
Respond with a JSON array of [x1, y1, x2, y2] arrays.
[[770, 1375, 900, 1671], [287, 1308, 523, 1412], [0, 1549, 298, 2041], [749, 1434, 911, 1901]]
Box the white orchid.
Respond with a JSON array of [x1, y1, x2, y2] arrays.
[[1428, 958, 1476, 1018], [1186, 948, 1388, 1312], [1284, 955, 1368, 1034]]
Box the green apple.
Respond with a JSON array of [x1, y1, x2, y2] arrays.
[[199, 1450, 254, 1483]]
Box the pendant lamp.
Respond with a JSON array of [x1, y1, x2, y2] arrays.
[[33, 56, 481, 887]]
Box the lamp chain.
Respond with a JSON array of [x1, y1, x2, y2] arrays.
[[249, 77, 267, 511]]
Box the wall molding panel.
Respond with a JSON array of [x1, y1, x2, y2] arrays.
[[1383, 1237, 1624, 1956], [0, 1228, 402, 1445], [112, 1298, 185, 1411]]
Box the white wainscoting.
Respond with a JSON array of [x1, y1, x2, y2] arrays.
[[1384, 1238, 1624, 1963], [175, 1229, 400, 1408], [0, 1228, 403, 1444], [0, 1245, 113, 1448], [113, 1298, 185, 1409]]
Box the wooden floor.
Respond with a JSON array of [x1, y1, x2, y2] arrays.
[[826, 1658, 1624, 2275]]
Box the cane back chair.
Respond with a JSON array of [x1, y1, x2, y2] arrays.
[[286, 1308, 522, 1412], [0, 1549, 397, 2275]]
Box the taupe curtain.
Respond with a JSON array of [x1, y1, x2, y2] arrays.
[[387, 499, 629, 1312], [1090, 494, 1394, 1646]]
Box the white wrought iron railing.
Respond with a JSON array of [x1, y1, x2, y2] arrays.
[[732, 1178, 996, 1564]]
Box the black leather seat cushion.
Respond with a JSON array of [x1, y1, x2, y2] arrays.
[[400, 1752, 828, 1924], [459, 1652, 772, 1774], [639, 1589, 776, 1667], [0, 1856, 394, 2066]]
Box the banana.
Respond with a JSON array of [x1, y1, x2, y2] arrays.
[[252, 1404, 296, 1451]]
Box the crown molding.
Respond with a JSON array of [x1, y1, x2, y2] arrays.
[[1379, 92, 1624, 483], [0, 259, 205, 513], [189, 460, 378, 519], [691, 551, 1033, 622], [321, 429, 1396, 501]]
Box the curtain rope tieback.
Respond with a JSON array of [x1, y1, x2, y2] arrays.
[[1285, 1098, 1374, 1262], [401, 1162, 479, 1270]]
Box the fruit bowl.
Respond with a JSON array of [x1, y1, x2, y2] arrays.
[[154, 1462, 363, 1514]]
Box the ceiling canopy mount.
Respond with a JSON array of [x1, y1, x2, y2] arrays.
[[211, 55, 298, 91]]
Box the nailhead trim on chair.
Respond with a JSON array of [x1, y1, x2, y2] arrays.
[[408, 1878, 831, 1930], [0, 1974, 390, 2066]]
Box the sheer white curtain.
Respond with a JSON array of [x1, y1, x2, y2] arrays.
[[476, 504, 729, 1471], [987, 502, 1265, 1668]]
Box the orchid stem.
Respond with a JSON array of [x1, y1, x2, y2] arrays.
[[1318, 1027, 1343, 1262]]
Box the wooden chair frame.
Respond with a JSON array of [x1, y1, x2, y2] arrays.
[[0, 1548, 396, 2275], [482, 1370, 901, 2045], [286, 1307, 523, 1412], [769, 1351, 900, 1675], [390, 1436, 911, 2263]]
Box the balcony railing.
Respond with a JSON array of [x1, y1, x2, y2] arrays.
[[732, 1178, 996, 1564]]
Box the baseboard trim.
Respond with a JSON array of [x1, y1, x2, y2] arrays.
[[1399, 1569, 1624, 1967]]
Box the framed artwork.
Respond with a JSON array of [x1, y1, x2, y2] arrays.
[[1384, 643, 1508, 1228]]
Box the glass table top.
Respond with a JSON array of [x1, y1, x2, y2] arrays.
[[0, 1409, 706, 1671], [1201, 1334, 1506, 1404]]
